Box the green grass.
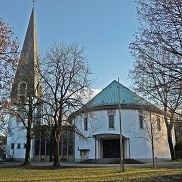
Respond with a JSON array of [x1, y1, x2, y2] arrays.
[[0, 167, 182, 181]]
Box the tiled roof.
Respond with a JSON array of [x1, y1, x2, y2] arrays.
[[85, 80, 150, 107]]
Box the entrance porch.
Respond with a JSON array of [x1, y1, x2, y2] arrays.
[[92, 133, 130, 160]]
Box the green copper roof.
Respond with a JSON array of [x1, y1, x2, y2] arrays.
[[86, 80, 150, 107]]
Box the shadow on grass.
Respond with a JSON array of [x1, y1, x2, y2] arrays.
[[142, 174, 182, 182]]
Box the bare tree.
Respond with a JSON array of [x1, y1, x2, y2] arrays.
[[129, 49, 182, 160], [7, 83, 42, 165], [131, 110, 164, 168], [130, 0, 182, 82], [9, 54, 42, 165], [0, 18, 19, 135], [18, 97, 42, 165], [41, 42, 94, 166], [129, 0, 182, 160]]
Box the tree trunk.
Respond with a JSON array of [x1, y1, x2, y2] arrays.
[[151, 134, 155, 168], [164, 106, 175, 160], [24, 128, 31, 165], [167, 130, 175, 160], [49, 129, 54, 162], [53, 129, 61, 167], [53, 138, 60, 166], [24, 98, 33, 165], [150, 113, 155, 168]]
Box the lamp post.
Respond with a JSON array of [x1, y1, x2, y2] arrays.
[[118, 78, 124, 172]]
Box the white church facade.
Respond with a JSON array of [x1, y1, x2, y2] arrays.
[[71, 80, 175, 162]]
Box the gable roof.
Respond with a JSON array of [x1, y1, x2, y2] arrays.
[[85, 80, 150, 108]]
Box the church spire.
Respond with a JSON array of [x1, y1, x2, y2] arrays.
[[11, 7, 42, 99], [32, 0, 36, 8]]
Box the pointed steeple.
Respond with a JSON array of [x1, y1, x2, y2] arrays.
[[11, 7, 42, 99]]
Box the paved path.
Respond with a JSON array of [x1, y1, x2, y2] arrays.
[[0, 161, 182, 168]]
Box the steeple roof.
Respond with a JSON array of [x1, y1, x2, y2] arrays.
[[85, 80, 150, 108], [11, 7, 42, 99]]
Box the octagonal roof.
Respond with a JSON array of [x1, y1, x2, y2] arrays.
[[85, 80, 150, 108]]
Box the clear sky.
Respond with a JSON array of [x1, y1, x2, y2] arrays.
[[0, 0, 138, 90]]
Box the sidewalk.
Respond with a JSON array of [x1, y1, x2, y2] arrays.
[[0, 160, 182, 168]]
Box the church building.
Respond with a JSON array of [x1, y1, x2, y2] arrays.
[[71, 80, 175, 162], [6, 7, 43, 161], [6, 7, 73, 162], [6, 7, 175, 163]]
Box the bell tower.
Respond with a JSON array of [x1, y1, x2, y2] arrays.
[[11, 7, 42, 100], [7, 6, 42, 161]]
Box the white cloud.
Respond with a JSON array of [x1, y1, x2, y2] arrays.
[[91, 88, 101, 97]]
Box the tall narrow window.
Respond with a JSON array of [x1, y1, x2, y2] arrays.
[[157, 117, 161, 131], [84, 117, 88, 131], [11, 143, 14, 149], [18, 82, 27, 104], [107, 110, 116, 129], [17, 143, 21, 149], [109, 115, 114, 129], [139, 115, 144, 129], [18, 82, 27, 96]]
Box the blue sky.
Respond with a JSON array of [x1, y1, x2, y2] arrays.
[[0, 0, 138, 90]]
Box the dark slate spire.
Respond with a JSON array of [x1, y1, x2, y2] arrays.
[[11, 7, 42, 99]]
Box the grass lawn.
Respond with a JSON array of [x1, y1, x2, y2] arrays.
[[0, 166, 182, 182]]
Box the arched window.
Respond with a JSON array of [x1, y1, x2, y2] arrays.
[[17, 82, 27, 104], [18, 82, 27, 96], [107, 110, 116, 129]]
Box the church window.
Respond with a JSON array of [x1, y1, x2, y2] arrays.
[[107, 110, 116, 129], [157, 117, 161, 131], [24, 143, 27, 149], [109, 115, 115, 129], [84, 117, 88, 131], [11, 143, 14, 149], [17, 143, 21, 149], [18, 82, 27, 96], [139, 115, 144, 129], [18, 82, 27, 104], [138, 110, 144, 129]]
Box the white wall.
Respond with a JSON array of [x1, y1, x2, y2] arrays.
[[6, 116, 34, 161], [74, 108, 172, 161]]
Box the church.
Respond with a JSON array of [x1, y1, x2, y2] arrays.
[[6, 7, 74, 162], [6, 7, 175, 162], [71, 80, 175, 162], [6, 7, 42, 161]]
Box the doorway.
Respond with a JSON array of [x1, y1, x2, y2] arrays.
[[103, 139, 120, 158]]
